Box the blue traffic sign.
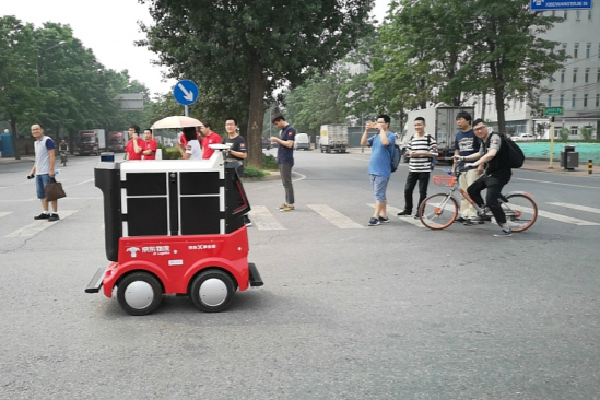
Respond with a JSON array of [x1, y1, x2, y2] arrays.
[[530, 0, 592, 10], [173, 79, 199, 106]]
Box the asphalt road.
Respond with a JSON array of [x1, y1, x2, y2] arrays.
[[0, 151, 599, 400]]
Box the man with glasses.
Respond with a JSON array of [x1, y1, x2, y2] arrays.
[[361, 114, 396, 226], [29, 123, 60, 222], [456, 118, 513, 237], [453, 112, 481, 225]]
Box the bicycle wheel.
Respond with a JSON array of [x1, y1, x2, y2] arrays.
[[419, 194, 458, 230], [502, 194, 538, 232]]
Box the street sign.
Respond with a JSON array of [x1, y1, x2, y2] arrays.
[[530, 0, 592, 10], [173, 80, 199, 106], [544, 106, 564, 116]]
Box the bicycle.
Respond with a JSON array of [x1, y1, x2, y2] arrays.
[[418, 168, 538, 232]]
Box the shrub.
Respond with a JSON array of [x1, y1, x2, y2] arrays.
[[559, 127, 570, 141], [163, 147, 181, 160]]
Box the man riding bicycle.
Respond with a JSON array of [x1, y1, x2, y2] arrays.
[[453, 118, 513, 237]]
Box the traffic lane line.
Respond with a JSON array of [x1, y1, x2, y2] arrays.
[[547, 202, 600, 214], [368, 204, 425, 227], [307, 204, 366, 229], [5, 210, 79, 238], [248, 205, 286, 231]]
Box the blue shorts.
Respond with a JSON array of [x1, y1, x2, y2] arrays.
[[369, 174, 389, 202], [36, 174, 53, 199]]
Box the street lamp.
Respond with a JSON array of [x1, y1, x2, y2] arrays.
[[36, 40, 66, 87]]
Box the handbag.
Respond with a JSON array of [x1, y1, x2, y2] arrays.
[[44, 178, 67, 201]]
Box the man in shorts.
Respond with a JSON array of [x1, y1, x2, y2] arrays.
[[29, 123, 60, 222]]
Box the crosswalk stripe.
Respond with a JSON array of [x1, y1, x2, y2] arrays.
[[249, 205, 286, 230], [367, 204, 425, 227], [536, 209, 599, 226], [0, 212, 12, 218], [307, 204, 365, 229], [547, 202, 600, 214], [4, 210, 79, 238]]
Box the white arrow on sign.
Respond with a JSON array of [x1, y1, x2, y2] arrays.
[[178, 83, 194, 102]]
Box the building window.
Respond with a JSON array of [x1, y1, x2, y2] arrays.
[[561, 69, 565, 83], [585, 68, 589, 83], [536, 95, 540, 105], [584, 94, 588, 107], [598, 43, 600, 59], [571, 126, 578, 136], [548, 95, 552, 106], [573, 69, 578, 83], [586, 43, 591, 58], [597, 94, 600, 107], [562, 44, 567, 56], [574, 43, 579, 58], [576, 10, 581, 21], [597, 68, 600, 82], [549, 73, 554, 82], [560, 94, 564, 106], [589, 10, 592, 20], [572, 94, 576, 108], [564, 10, 567, 19]]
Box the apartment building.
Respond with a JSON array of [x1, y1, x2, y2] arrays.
[[472, 5, 599, 139]]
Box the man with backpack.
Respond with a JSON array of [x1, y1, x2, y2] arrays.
[[457, 118, 513, 237], [397, 117, 438, 220]]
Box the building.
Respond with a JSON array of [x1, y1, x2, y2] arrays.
[[471, 5, 600, 139]]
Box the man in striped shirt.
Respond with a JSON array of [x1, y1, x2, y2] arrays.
[[397, 117, 438, 219]]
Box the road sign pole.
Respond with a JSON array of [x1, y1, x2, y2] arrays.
[[549, 117, 555, 169], [185, 105, 189, 117]]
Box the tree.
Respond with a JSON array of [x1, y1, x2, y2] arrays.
[[139, 0, 374, 167], [0, 16, 39, 159]]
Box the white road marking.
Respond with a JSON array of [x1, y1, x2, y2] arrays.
[[547, 202, 600, 214], [249, 205, 286, 231], [515, 177, 598, 189], [0, 212, 12, 218], [536, 209, 600, 226], [307, 204, 365, 229], [5, 210, 79, 238], [368, 204, 425, 227]]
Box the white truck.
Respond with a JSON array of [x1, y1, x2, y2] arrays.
[[403, 106, 475, 163], [319, 124, 349, 153]]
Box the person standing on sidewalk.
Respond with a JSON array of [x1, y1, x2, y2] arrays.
[[270, 113, 296, 212], [453, 112, 481, 224], [223, 118, 251, 227], [397, 117, 438, 219], [361, 114, 396, 226], [199, 120, 222, 159], [29, 123, 59, 222], [141, 128, 157, 160]]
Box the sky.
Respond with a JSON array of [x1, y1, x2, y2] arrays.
[[3, 0, 391, 97]]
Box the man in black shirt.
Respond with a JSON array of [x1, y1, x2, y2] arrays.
[[457, 118, 513, 237], [223, 118, 251, 227]]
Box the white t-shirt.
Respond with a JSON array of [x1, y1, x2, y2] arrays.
[[185, 140, 202, 160]]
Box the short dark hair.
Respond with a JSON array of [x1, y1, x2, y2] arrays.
[[183, 126, 197, 142], [129, 125, 140, 134], [456, 112, 472, 124], [472, 118, 485, 126], [202, 120, 211, 129], [271, 113, 284, 123], [33, 122, 44, 130], [225, 117, 238, 126], [144, 128, 152, 134], [414, 117, 425, 124], [377, 114, 391, 124]]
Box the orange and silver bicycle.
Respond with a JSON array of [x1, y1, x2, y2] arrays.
[[419, 168, 538, 231]]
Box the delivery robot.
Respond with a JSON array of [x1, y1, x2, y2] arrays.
[[85, 146, 262, 315]]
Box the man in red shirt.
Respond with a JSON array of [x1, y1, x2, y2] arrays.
[[141, 128, 157, 160], [199, 120, 222, 159], [125, 125, 144, 160]]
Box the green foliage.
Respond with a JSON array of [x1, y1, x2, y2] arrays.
[[139, 0, 374, 168], [262, 153, 279, 170], [579, 126, 596, 141], [244, 166, 268, 178], [560, 127, 570, 141], [162, 147, 182, 160]]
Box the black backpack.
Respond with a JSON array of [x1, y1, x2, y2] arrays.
[[500, 134, 525, 168]]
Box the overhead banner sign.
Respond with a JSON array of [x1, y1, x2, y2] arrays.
[[530, 0, 592, 10]]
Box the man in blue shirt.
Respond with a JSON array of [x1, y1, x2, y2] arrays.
[[360, 114, 396, 226], [270, 114, 296, 212]]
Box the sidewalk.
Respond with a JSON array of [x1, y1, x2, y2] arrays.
[[0, 155, 34, 165]]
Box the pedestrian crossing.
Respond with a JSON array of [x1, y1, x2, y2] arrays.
[[1, 202, 598, 238]]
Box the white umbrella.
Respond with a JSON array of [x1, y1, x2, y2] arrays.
[[151, 116, 202, 129]]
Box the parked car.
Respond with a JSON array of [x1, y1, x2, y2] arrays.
[[294, 133, 310, 150], [262, 137, 271, 150], [512, 133, 535, 141]]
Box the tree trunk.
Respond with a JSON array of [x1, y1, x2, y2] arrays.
[[10, 116, 20, 161], [246, 54, 265, 168]]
